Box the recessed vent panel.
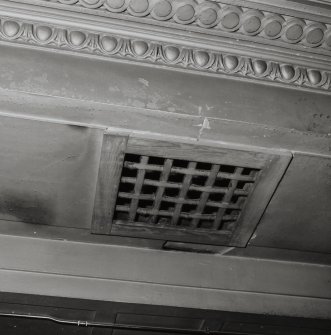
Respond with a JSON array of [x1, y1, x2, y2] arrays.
[[115, 154, 260, 234], [91, 135, 291, 247]]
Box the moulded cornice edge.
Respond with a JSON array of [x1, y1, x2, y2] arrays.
[[0, 2, 331, 92], [8, 0, 331, 52]]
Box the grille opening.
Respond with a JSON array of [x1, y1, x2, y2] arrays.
[[138, 199, 154, 209], [196, 162, 212, 171], [159, 201, 175, 212], [148, 156, 165, 165], [145, 170, 161, 181], [225, 208, 240, 219], [114, 154, 261, 233], [173, 159, 189, 168], [119, 182, 135, 193], [122, 167, 137, 178], [231, 195, 240, 205], [203, 205, 217, 214], [242, 167, 259, 176], [213, 178, 231, 188], [237, 181, 253, 190], [136, 214, 151, 223], [208, 193, 225, 202], [168, 172, 184, 183], [182, 204, 197, 214], [199, 220, 214, 229], [164, 188, 180, 197], [116, 196, 131, 207], [223, 220, 236, 231], [187, 190, 202, 200], [158, 216, 171, 225], [141, 184, 157, 195], [125, 153, 141, 163], [191, 175, 208, 186], [220, 165, 236, 174], [114, 211, 128, 221], [178, 217, 194, 227]]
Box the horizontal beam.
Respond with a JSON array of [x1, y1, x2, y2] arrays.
[[0, 88, 330, 157], [0, 220, 330, 265], [1, 268, 331, 320], [0, 234, 330, 319]]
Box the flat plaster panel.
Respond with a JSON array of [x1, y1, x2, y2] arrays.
[[251, 154, 331, 253], [0, 116, 102, 228], [0, 45, 331, 135]]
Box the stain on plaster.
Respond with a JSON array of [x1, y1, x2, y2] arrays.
[[0, 191, 55, 225]]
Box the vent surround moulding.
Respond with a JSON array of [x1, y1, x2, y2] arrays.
[[91, 133, 291, 247]]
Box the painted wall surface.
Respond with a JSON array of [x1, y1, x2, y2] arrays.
[[0, 116, 102, 228], [251, 154, 331, 253]]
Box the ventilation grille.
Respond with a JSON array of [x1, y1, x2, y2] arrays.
[[92, 135, 291, 246], [114, 154, 260, 233]]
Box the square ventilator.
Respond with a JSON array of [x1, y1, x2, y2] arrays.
[[114, 154, 260, 232], [91, 135, 291, 246]]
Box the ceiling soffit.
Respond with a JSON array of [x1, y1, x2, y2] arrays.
[[1, 0, 331, 93]]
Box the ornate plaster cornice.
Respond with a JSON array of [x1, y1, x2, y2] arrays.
[[13, 0, 331, 52], [1, 0, 331, 93]]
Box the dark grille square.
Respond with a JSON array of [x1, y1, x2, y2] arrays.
[[114, 154, 261, 232]]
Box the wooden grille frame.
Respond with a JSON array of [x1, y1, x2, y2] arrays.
[[92, 133, 291, 247]]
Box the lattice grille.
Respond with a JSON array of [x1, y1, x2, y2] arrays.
[[114, 154, 260, 232]]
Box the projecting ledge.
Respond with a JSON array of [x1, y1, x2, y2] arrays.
[[0, 234, 330, 319]]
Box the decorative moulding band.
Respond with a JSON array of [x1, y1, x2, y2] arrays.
[[34, 0, 331, 51], [0, 17, 330, 92]]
